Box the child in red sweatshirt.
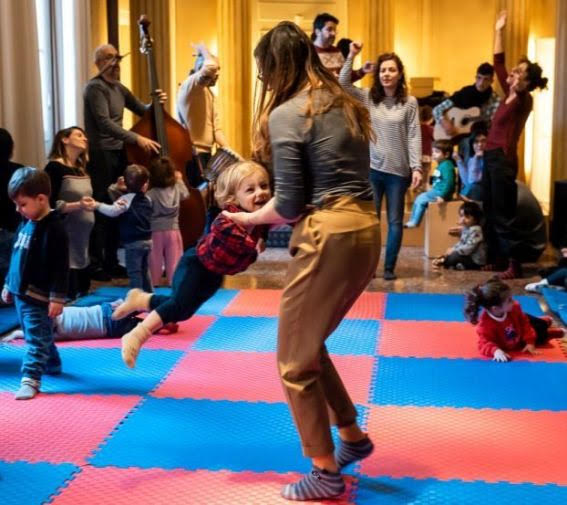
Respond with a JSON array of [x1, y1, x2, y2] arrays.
[[465, 277, 565, 362]]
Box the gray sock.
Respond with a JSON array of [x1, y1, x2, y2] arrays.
[[281, 466, 345, 501], [335, 436, 374, 470], [15, 378, 40, 400]]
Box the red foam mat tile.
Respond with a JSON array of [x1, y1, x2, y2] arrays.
[[152, 350, 374, 404], [51, 467, 357, 505], [56, 315, 216, 350], [361, 405, 567, 485], [223, 289, 386, 319], [0, 393, 140, 464], [378, 320, 567, 362]]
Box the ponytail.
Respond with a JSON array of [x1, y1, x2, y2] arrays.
[[464, 276, 511, 325]]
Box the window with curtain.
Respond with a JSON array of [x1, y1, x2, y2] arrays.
[[35, 0, 90, 153]]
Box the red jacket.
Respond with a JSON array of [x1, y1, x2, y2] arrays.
[[476, 301, 536, 357]]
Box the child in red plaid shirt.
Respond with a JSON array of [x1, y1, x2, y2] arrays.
[[112, 161, 271, 368], [465, 277, 565, 362]]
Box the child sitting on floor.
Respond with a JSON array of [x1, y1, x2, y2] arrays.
[[465, 277, 565, 362], [111, 160, 271, 368], [405, 139, 455, 228], [433, 201, 486, 270], [1, 167, 69, 399]]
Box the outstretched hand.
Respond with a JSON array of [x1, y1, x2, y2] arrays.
[[493, 349, 510, 362], [495, 10, 507, 31], [349, 41, 363, 58]]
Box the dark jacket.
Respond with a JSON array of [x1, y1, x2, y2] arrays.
[[5, 210, 69, 304], [119, 192, 152, 244]]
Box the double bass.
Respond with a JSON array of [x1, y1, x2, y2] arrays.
[[125, 15, 206, 248]]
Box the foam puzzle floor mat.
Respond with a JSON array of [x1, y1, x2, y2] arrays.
[[1, 288, 565, 504]]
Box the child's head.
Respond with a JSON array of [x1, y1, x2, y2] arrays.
[[215, 161, 271, 212], [458, 201, 483, 227], [419, 105, 433, 124], [472, 131, 487, 155], [464, 277, 513, 324], [432, 139, 452, 162], [8, 166, 51, 221], [149, 157, 176, 188], [124, 164, 150, 193]]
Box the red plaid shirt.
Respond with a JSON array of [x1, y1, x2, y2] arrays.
[[196, 205, 268, 275]]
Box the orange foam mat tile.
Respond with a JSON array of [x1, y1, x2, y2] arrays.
[[0, 393, 141, 464], [223, 289, 386, 319], [56, 315, 216, 351], [361, 405, 567, 485], [378, 321, 567, 362], [51, 467, 357, 505], [153, 350, 374, 405]]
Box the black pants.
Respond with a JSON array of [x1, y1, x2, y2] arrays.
[[149, 248, 223, 324], [482, 148, 518, 261], [68, 267, 91, 299], [527, 314, 550, 346], [443, 252, 480, 270], [88, 149, 127, 272]]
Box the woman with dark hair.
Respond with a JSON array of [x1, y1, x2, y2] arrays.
[[45, 127, 93, 298], [339, 42, 422, 280], [0, 128, 24, 233], [224, 21, 380, 501], [483, 10, 548, 279]]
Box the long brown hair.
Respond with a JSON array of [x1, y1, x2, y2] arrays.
[[370, 53, 408, 105], [464, 277, 511, 325], [252, 21, 373, 164], [48, 126, 88, 173]]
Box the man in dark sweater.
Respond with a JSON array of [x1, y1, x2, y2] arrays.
[[1, 167, 69, 400], [83, 44, 164, 281]]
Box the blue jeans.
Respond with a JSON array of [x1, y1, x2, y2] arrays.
[[125, 244, 153, 292], [149, 248, 223, 324], [369, 170, 410, 271], [15, 296, 61, 381], [409, 190, 443, 226]]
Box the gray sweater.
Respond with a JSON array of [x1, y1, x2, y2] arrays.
[[339, 56, 422, 177], [84, 76, 148, 151], [146, 180, 190, 232], [269, 89, 374, 219]]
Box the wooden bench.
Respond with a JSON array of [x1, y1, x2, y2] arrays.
[[424, 200, 462, 257]]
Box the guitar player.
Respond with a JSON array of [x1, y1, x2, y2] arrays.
[[433, 62, 501, 140]]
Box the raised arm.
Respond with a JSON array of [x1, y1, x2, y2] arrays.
[[338, 42, 367, 104], [493, 11, 510, 93], [494, 10, 506, 55]]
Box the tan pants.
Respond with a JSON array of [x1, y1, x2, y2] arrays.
[[277, 196, 381, 457]]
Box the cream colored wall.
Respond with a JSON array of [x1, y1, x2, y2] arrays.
[[393, 0, 496, 96], [174, 1, 217, 99]]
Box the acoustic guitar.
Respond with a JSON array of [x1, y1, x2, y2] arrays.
[[433, 106, 482, 141]]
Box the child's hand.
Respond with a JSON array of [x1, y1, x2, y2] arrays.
[[80, 196, 97, 211], [436, 196, 444, 203], [256, 238, 266, 254], [493, 349, 510, 362], [446, 247, 454, 255], [522, 343, 540, 356], [115, 176, 127, 192], [1, 287, 13, 304], [174, 170, 183, 181], [48, 301, 64, 318]]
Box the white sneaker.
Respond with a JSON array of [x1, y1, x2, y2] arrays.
[[524, 280, 548, 293]]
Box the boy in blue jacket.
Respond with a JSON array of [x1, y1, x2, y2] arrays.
[[1, 167, 69, 400]]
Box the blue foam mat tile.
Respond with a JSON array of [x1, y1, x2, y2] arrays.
[[91, 397, 369, 473], [542, 287, 567, 325], [196, 288, 239, 315], [72, 286, 172, 308], [370, 356, 567, 410], [0, 460, 78, 505], [0, 305, 19, 334], [0, 346, 182, 396], [353, 476, 567, 505], [192, 316, 379, 355], [385, 293, 543, 321]]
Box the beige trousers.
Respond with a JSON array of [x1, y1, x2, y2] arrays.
[[277, 196, 381, 457]]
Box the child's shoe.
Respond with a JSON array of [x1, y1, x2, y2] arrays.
[[404, 221, 417, 229], [498, 259, 522, 280], [15, 378, 40, 400], [121, 323, 152, 368], [525, 279, 549, 293]]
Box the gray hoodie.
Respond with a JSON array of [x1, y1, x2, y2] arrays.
[[146, 180, 190, 231]]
